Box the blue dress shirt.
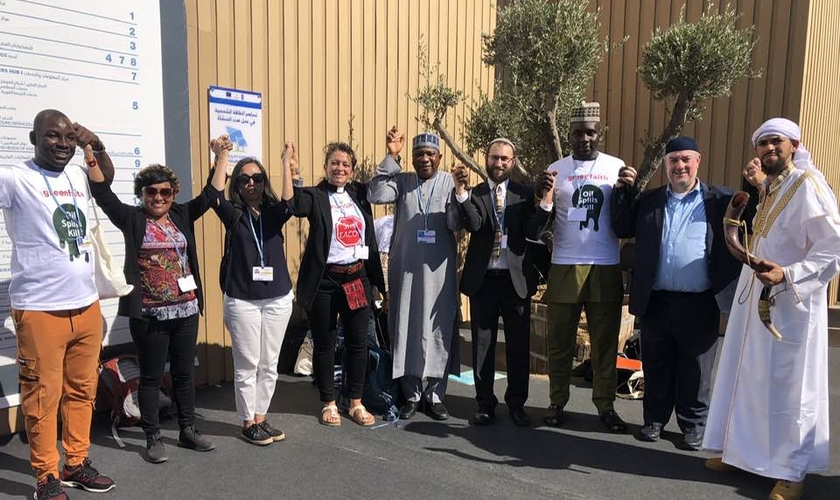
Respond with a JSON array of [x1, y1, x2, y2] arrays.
[[653, 181, 711, 292]]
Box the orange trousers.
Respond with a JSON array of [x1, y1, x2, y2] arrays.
[[13, 302, 102, 481]]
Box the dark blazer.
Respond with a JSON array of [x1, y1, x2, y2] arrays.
[[291, 180, 386, 310], [456, 180, 537, 298], [610, 182, 742, 317], [89, 181, 219, 319]]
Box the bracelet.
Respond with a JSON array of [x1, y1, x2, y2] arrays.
[[292, 178, 304, 188], [86, 157, 99, 168]]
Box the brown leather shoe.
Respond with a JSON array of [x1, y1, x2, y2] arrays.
[[704, 457, 736, 472], [768, 480, 804, 500]]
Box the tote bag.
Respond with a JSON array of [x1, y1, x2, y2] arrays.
[[89, 200, 134, 299]]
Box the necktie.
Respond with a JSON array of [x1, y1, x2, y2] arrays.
[[492, 184, 503, 259]]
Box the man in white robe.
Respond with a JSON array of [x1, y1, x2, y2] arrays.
[[367, 128, 462, 421], [703, 118, 840, 500]]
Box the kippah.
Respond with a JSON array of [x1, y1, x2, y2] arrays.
[[665, 136, 700, 154]]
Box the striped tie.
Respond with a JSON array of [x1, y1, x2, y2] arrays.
[[492, 184, 503, 259]]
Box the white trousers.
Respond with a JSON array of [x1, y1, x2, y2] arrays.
[[224, 291, 294, 421]]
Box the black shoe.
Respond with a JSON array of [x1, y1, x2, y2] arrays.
[[258, 420, 286, 442], [241, 423, 273, 446], [178, 426, 215, 452], [598, 409, 629, 434], [34, 474, 67, 500], [509, 407, 531, 427], [473, 409, 495, 426], [543, 404, 564, 427], [635, 423, 663, 442], [400, 400, 421, 420], [426, 401, 449, 421], [142, 434, 168, 464], [681, 430, 704, 451]]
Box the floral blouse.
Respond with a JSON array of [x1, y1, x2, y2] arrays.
[[138, 218, 198, 320]]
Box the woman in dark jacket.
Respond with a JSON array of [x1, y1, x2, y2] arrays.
[[284, 142, 385, 427], [88, 137, 228, 464]]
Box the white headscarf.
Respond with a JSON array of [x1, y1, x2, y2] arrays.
[[750, 117, 825, 182]]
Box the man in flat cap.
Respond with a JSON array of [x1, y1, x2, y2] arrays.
[[368, 127, 462, 420], [611, 136, 741, 450], [702, 118, 840, 500], [451, 138, 537, 427], [530, 102, 630, 433]]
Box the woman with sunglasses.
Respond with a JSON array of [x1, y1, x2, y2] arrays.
[[208, 145, 294, 446], [284, 142, 385, 427], [87, 136, 229, 464]]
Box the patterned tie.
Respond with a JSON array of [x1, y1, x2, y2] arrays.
[[492, 184, 503, 259]]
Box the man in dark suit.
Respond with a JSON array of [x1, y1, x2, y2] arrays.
[[611, 136, 741, 450], [452, 138, 536, 427]]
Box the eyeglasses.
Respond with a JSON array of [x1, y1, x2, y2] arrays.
[[142, 186, 174, 199], [488, 155, 513, 163], [237, 173, 265, 185]]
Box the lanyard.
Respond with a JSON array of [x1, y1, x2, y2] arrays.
[[153, 219, 188, 277], [329, 192, 365, 245], [39, 168, 83, 230], [247, 209, 265, 267], [415, 173, 439, 229], [571, 155, 599, 197]]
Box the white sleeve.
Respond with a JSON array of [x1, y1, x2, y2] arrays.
[[0, 167, 16, 209]]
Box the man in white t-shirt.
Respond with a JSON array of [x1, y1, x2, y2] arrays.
[[0, 109, 116, 500], [529, 102, 629, 433]]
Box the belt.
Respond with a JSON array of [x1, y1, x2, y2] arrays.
[[485, 269, 510, 277], [326, 261, 365, 275]]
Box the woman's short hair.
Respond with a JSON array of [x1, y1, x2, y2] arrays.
[[134, 164, 180, 197], [227, 157, 279, 207], [323, 142, 357, 169]]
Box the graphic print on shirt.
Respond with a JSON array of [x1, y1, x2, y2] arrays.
[[335, 216, 363, 247], [52, 204, 89, 262], [571, 184, 604, 231]]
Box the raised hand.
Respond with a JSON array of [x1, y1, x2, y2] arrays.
[[743, 157, 766, 188], [451, 164, 469, 195], [386, 126, 405, 158], [72, 122, 103, 151], [615, 165, 637, 189], [537, 170, 558, 203], [210, 134, 232, 156]]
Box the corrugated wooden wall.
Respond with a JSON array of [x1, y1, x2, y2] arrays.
[[184, 0, 497, 385], [586, 0, 810, 191], [798, 0, 840, 305]]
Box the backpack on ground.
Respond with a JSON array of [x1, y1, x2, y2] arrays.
[[98, 354, 172, 447]]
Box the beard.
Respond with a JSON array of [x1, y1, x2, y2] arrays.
[[761, 156, 788, 176]]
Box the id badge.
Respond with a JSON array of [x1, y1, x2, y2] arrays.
[[568, 207, 588, 222], [417, 229, 436, 244], [354, 245, 370, 260], [77, 235, 93, 254], [177, 274, 198, 292], [252, 266, 274, 282], [501, 234, 509, 249]]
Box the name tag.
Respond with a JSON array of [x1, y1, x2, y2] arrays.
[[354, 245, 370, 260], [501, 234, 509, 249], [417, 229, 436, 244], [177, 274, 198, 292], [252, 266, 274, 281], [77, 235, 93, 254], [568, 207, 587, 222]]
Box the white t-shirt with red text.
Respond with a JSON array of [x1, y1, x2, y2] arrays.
[[0, 160, 98, 310], [546, 152, 624, 265], [327, 189, 366, 265]]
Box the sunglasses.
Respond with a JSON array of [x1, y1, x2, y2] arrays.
[[237, 173, 265, 185], [142, 186, 174, 199]]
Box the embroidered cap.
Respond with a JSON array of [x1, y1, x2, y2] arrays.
[[570, 101, 600, 123], [412, 132, 441, 151]]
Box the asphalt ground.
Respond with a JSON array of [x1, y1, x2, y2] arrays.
[[1, 341, 838, 500]]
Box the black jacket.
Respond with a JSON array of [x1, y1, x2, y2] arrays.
[[455, 180, 537, 298], [90, 180, 218, 319], [291, 180, 386, 310], [610, 182, 742, 317]]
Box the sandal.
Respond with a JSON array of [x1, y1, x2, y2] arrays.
[[320, 404, 341, 427], [347, 404, 375, 426]]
